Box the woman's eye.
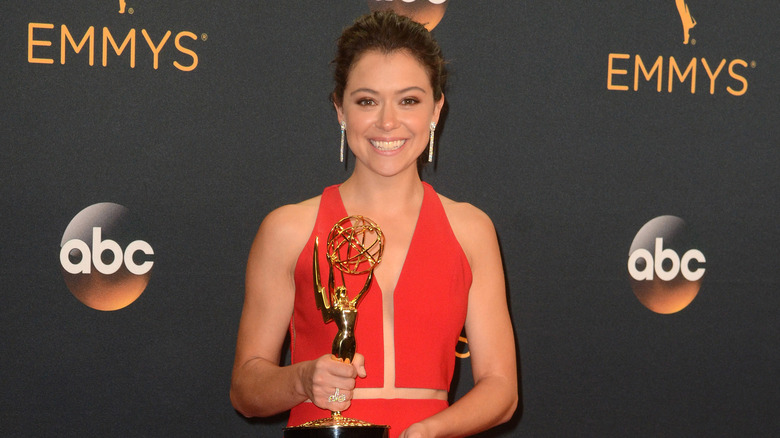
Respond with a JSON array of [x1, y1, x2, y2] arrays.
[[401, 98, 419, 105], [357, 98, 376, 106]]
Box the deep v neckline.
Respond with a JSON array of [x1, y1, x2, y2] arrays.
[[333, 184, 426, 297]]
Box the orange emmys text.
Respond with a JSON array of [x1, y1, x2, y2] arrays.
[[607, 53, 749, 96], [28, 23, 200, 71]]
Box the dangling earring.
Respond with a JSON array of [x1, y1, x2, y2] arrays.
[[339, 121, 346, 163], [428, 122, 436, 163]]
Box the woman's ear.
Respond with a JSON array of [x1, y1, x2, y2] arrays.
[[334, 101, 345, 124], [433, 94, 445, 125]]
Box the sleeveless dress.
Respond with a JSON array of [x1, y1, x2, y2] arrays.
[[287, 182, 472, 437]]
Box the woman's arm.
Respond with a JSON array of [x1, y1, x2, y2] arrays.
[[402, 202, 518, 437], [230, 203, 364, 417]]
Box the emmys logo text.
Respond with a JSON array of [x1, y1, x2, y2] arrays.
[[607, 54, 750, 96], [27, 1, 204, 71], [627, 216, 705, 314], [605, 2, 754, 96], [60, 203, 154, 311]]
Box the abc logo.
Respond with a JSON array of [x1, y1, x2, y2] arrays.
[[59, 203, 154, 311], [367, 0, 449, 30], [627, 215, 705, 314]]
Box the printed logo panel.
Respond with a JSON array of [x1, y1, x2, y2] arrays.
[[628, 216, 705, 314], [606, 2, 756, 96], [367, 0, 449, 30], [60, 202, 154, 311], [675, 0, 696, 45], [27, 1, 206, 71]]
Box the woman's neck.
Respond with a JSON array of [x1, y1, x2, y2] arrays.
[[339, 166, 424, 217]]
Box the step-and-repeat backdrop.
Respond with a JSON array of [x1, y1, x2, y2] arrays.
[[3, 1, 777, 436]]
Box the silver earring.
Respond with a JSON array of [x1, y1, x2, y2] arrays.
[[340, 121, 346, 163], [428, 122, 436, 163]]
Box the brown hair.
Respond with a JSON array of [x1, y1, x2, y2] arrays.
[[331, 10, 448, 107]]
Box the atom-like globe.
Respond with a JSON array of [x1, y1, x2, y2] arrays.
[[326, 216, 384, 275]]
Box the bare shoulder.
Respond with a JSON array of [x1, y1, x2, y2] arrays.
[[437, 193, 498, 262], [251, 195, 322, 261], [438, 193, 496, 235], [261, 195, 320, 230]]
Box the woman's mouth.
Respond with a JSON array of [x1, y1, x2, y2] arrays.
[[370, 139, 406, 151]]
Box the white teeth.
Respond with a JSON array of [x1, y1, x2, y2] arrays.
[[370, 139, 405, 151]]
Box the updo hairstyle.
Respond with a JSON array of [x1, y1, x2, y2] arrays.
[[331, 10, 448, 107]]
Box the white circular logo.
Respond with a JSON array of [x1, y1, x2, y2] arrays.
[[59, 203, 154, 311], [628, 215, 705, 314], [367, 0, 449, 30]]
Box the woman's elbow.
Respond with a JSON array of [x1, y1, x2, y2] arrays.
[[230, 380, 266, 418], [491, 377, 519, 425], [499, 391, 519, 424], [230, 386, 253, 418]]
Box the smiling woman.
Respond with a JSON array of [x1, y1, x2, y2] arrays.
[[334, 50, 443, 178], [230, 11, 517, 438]]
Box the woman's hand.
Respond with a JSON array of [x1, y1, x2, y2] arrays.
[[302, 353, 366, 411], [399, 421, 434, 438]]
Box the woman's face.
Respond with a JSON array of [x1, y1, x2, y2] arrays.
[[335, 49, 444, 177]]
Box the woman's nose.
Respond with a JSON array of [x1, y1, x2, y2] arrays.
[[377, 105, 399, 131]]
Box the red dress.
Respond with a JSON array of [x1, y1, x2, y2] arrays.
[[287, 183, 472, 437]]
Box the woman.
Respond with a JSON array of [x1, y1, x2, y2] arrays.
[[231, 11, 517, 438]]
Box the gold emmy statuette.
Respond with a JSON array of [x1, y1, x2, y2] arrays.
[[284, 216, 389, 438]]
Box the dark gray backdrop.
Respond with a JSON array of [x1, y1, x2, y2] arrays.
[[2, 1, 778, 436]]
